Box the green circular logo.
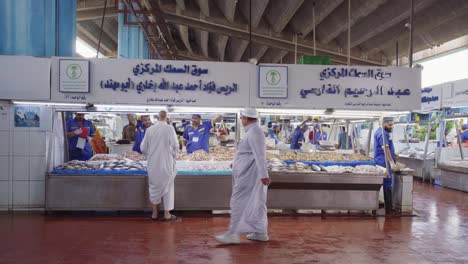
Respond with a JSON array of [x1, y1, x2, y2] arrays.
[[266, 70, 281, 85], [66, 64, 82, 79]]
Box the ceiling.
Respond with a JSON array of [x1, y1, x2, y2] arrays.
[[77, 0, 468, 65]]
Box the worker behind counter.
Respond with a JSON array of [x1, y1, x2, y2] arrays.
[[460, 124, 468, 143], [289, 117, 313, 150], [66, 113, 95, 161], [132, 115, 152, 154], [373, 116, 398, 213], [182, 114, 223, 153], [122, 114, 139, 141], [267, 122, 279, 144]]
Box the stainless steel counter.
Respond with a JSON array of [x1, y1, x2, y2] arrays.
[[46, 172, 385, 212], [434, 161, 468, 192], [398, 156, 434, 180]]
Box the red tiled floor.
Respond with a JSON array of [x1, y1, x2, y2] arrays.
[[1, 181, 468, 264]]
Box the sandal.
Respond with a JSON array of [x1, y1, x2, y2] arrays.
[[150, 216, 159, 221], [162, 215, 177, 221]]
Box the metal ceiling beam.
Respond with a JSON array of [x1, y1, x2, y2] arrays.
[[387, 13, 468, 62], [91, 19, 118, 44], [77, 5, 117, 21], [196, 0, 210, 17], [178, 25, 193, 53], [289, 0, 344, 38], [177, 50, 215, 61], [365, 0, 468, 56], [271, 50, 289, 63], [317, 0, 387, 45], [238, 0, 269, 28], [226, 38, 249, 62], [145, 0, 178, 58], [214, 0, 237, 23], [77, 24, 115, 56], [265, 0, 304, 33], [175, 0, 186, 11], [393, 34, 468, 65], [337, 0, 439, 49], [195, 29, 210, 58], [162, 9, 385, 65], [215, 34, 229, 61], [242, 44, 269, 61], [78, 21, 117, 52]]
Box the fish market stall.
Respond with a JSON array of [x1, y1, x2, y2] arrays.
[[433, 160, 468, 192], [398, 148, 435, 180], [46, 148, 386, 212]]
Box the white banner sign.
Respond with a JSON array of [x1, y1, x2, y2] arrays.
[[0, 55, 51, 100], [251, 64, 422, 111], [443, 79, 468, 108], [51, 57, 252, 107], [420, 85, 442, 111]]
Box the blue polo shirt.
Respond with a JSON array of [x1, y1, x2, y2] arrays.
[[290, 128, 304, 150], [461, 130, 468, 142], [132, 126, 147, 154], [312, 131, 327, 145], [183, 120, 213, 153], [268, 128, 278, 144], [66, 118, 95, 161], [373, 127, 396, 168]]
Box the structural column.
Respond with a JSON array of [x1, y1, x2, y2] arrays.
[[0, 0, 76, 56], [118, 4, 149, 59]]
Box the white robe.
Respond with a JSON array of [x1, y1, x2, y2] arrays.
[[140, 122, 179, 205], [229, 123, 269, 234]]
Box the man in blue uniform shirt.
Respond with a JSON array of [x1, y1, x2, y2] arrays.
[[133, 115, 152, 154], [66, 113, 95, 161], [267, 122, 279, 144], [290, 124, 309, 150], [183, 114, 222, 153], [460, 124, 468, 143], [374, 116, 398, 213]]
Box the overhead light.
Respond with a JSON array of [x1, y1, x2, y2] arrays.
[[172, 107, 242, 113], [12, 101, 87, 107]]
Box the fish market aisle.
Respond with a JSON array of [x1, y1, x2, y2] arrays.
[[0, 180, 467, 264]]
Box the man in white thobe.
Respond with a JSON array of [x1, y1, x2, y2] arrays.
[[140, 111, 179, 221], [215, 108, 271, 244]]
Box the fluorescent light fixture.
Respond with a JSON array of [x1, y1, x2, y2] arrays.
[[12, 101, 86, 107], [93, 104, 166, 112], [172, 106, 242, 113], [76, 37, 106, 58]]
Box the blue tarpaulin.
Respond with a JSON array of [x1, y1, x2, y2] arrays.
[[283, 160, 376, 167], [52, 169, 232, 176]]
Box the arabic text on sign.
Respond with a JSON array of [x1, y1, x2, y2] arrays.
[[300, 85, 411, 99], [132, 63, 209, 77], [100, 78, 238, 96], [319, 67, 392, 81]]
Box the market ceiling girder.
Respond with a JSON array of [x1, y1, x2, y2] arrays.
[[214, 0, 237, 23], [387, 15, 468, 64], [77, 23, 116, 56], [144, 0, 179, 59], [264, 0, 304, 34], [226, 37, 249, 62], [162, 10, 385, 66], [364, 0, 468, 56], [178, 24, 193, 54], [336, 0, 439, 49], [241, 43, 269, 62], [237, 0, 269, 28], [177, 50, 215, 61], [289, 0, 344, 39], [317, 0, 387, 45], [77, 5, 117, 21]]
